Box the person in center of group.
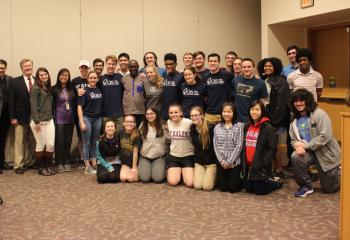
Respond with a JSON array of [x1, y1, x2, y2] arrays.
[[233, 57, 242, 78], [167, 104, 195, 187], [92, 58, 104, 80], [52, 68, 75, 173], [193, 51, 210, 81], [96, 120, 121, 184], [138, 108, 169, 183], [117, 52, 130, 76], [242, 100, 283, 195], [203, 53, 233, 124], [213, 102, 244, 193], [162, 53, 183, 120], [190, 106, 217, 191], [181, 66, 207, 118], [183, 52, 194, 69], [78, 70, 102, 175], [118, 114, 141, 183], [122, 59, 145, 127], [144, 65, 163, 113], [141, 51, 166, 77], [30, 67, 55, 176]]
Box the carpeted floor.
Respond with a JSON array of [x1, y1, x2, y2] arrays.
[[0, 168, 339, 240]]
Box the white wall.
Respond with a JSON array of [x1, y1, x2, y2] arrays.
[[261, 0, 350, 64], [0, 0, 261, 81]]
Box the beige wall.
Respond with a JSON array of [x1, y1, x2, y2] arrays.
[[261, 0, 350, 65], [1, 0, 261, 81]]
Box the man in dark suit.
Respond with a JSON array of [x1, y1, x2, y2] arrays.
[[0, 59, 12, 174], [8, 58, 36, 174]]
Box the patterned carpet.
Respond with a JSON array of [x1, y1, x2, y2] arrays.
[[0, 168, 339, 240]]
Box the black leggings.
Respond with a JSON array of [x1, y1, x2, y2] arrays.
[[217, 164, 242, 193], [97, 164, 121, 184]]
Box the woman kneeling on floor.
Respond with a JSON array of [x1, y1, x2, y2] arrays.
[[138, 108, 169, 183], [242, 100, 283, 195], [167, 104, 195, 187], [118, 115, 141, 183], [96, 120, 121, 183]]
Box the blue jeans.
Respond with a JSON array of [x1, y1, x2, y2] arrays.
[[81, 116, 102, 161]]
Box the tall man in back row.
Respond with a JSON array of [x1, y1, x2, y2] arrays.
[[203, 53, 233, 124]]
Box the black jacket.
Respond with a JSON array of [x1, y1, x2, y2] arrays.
[[8, 76, 32, 124], [267, 75, 290, 128], [242, 122, 276, 181], [190, 123, 217, 165]]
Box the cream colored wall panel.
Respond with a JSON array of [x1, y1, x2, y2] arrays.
[[143, 0, 198, 70], [198, 0, 261, 64], [10, 0, 81, 80], [81, 0, 144, 67], [0, 0, 12, 73]]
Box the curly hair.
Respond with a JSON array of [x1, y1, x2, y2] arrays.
[[257, 57, 283, 79], [289, 88, 317, 118], [296, 48, 313, 63]]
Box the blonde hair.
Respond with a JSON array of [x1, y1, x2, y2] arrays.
[[20, 58, 33, 69], [190, 106, 210, 149], [145, 65, 163, 89]]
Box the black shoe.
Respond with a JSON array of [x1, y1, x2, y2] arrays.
[[15, 168, 25, 174], [0, 169, 3, 174]]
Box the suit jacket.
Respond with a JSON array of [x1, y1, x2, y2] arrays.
[[8, 75, 32, 124], [0, 75, 12, 117]]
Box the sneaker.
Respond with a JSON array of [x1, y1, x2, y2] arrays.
[[84, 166, 96, 175], [64, 164, 71, 172], [269, 177, 284, 189], [295, 185, 314, 197], [57, 164, 65, 173]]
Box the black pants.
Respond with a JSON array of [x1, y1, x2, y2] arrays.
[[244, 179, 279, 195], [55, 123, 74, 166], [0, 110, 10, 169], [97, 164, 121, 183], [217, 164, 242, 193]]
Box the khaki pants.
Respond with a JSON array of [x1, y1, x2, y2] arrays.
[[14, 124, 36, 169], [193, 163, 217, 191]]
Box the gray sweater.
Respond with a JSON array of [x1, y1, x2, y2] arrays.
[[289, 108, 340, 172]]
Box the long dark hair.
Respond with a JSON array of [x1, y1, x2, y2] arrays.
[[52, 68, 74, 98], [183, 66, 201, 83], [139, 108, 165, 140], [100, 120, 118, 141], [220, 102, 237, 124], [247, 100, 268, 125], [35, 67, 52, 92], [289, 88, 317, 119]]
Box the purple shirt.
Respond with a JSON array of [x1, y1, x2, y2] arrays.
[[55, 88, 74, 124]]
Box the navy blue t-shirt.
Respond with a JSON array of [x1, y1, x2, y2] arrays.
[[100, 73, 124, 118], [78, 86, 102, 117], [232, 75, 268, 122], [71, 76, 88, 100], [181, 81, 207, 118], [161, 71, 184, 119], [197, 68, 210, 82], [203, 69, 233, 115]]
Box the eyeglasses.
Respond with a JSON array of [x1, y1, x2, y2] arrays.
[[124, 121, 135, 123], [146, 112, 156, 116]]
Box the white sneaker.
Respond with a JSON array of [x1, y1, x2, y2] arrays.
[[85, 166, 96, 175]]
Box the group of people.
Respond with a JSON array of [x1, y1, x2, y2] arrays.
[[0, 46, 340, 197]]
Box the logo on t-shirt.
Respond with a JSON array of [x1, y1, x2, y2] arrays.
[[206, 77, 224, 86], [183, 88, 199, 96], [102, 78, 120, 86], [76, 83, 88, 90], [164, 79, 176, 87], [237, 83, 254, 97], [149, 86, 157, 93], [90, 92, 102, 99]]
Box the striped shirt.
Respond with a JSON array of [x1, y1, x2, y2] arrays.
[[213, 122, 244, 167], [287, 68, 323, 101]]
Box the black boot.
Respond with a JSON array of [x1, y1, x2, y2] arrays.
[[35, 151, 50, 176], [44, 151, 55, 175]]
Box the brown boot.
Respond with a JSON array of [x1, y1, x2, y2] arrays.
[[35, 151, 50, 176], [44, 151, 55, 175]]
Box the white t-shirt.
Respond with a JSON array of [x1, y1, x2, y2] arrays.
[[167, 118, 194, 157]]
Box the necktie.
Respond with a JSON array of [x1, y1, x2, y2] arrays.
[[28, 77, 32, 91]]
